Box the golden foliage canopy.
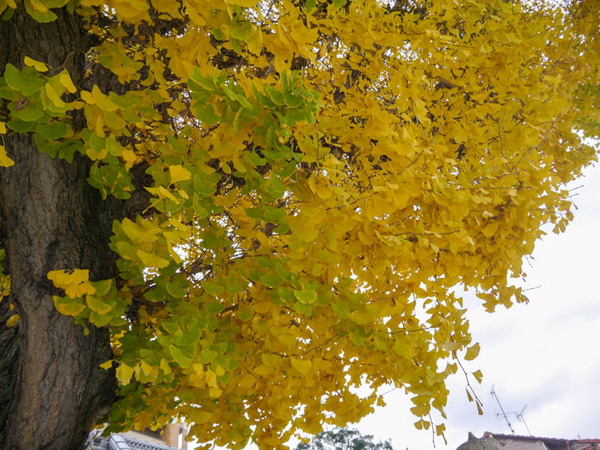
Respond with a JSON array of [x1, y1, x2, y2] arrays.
[[1, 0, 599, 447]]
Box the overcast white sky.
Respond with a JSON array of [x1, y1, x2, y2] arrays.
[[353, 160, 600, 449]]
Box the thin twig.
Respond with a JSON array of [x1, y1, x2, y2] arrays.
[[429, 413, 436, 448], [511, 114, 561, 170]]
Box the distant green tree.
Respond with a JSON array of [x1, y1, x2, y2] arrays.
[[296, 428, 393, 450]]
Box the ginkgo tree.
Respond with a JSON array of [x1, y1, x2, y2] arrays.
[[0, 0, 598, 448]]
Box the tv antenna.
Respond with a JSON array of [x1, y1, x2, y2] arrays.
[[509, 405, 532, 436], [490, 386, 514, 434]]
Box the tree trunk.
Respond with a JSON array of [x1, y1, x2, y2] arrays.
[[0, 6, 118, 449]]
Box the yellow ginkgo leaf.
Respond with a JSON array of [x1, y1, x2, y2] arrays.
[[86, 295, 113, 314], [24, 56, 48, 72], [226, 0, 258, 7], [0, 145, 14, 167], [464, 342, 481, 361], [193, 411, 213, 424], [99, 360, 114, 370], [169, 164, 192, 184], [59, 72, 77, 93], [136, 249, 169, 268], [91, 85, 118, 112], [116, 363, 134, 385], [290, 358, 312, 374], [6, 314, 20, 327], [53, 296, 86, 316]]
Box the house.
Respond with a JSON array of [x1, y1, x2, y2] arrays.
[[86, 423, 189, 450], [457, 432, 600, 450], [483, 432, 600, 450]]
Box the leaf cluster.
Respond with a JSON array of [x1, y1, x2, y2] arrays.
[[1, 0, 599, 448]]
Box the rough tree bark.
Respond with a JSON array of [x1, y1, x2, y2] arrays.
[[0, 6, 118, 449]]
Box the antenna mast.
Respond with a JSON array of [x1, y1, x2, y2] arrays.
[[490, 385, 514, 434], [515, 405, 532, 436]]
